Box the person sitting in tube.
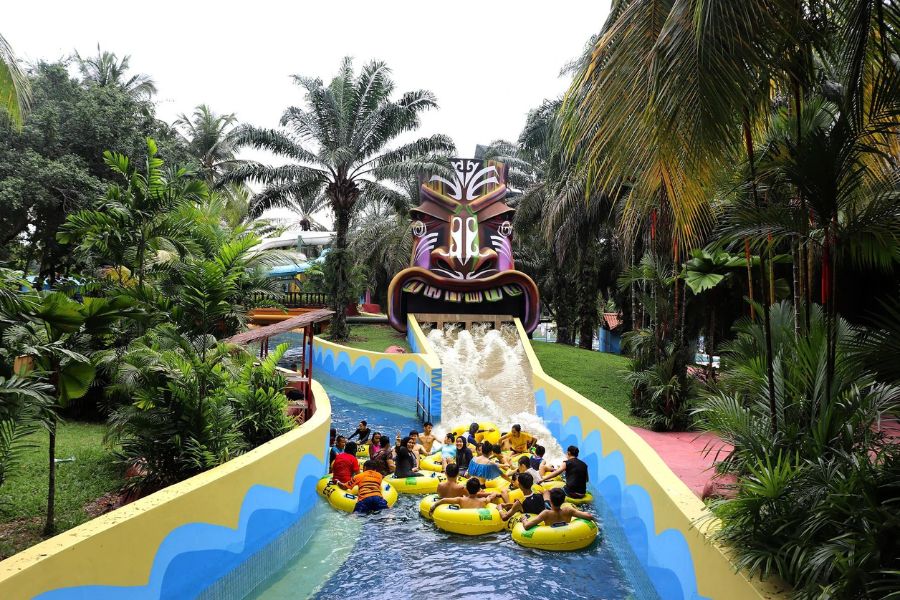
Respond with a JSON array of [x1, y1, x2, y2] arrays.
[[454, 436, 473, 475], [538, 445, 589, 500], [530, 445, 548, 474], [436, 463, 467, 498], [368, 432, 383, 458], [467, 443, 510, 503], [329, 435, 346, 471], [466, 422, 496, 446], [408, 429, 426, 458], [418, 422, 438, 455], [498, 424, 536, 454], [502, 455, 541, 484], [394, 436, 423, 477], [521, 487, 595, 529], [370, 436, 394, 475], [440, 433, 457, 471], [489, 443, 510, 467], [498, 472, 547, 522], [347, 420, 371, 444], [331, 441, 360, 485], [346, 460, 390, 514], [428, 478, 501, 516]]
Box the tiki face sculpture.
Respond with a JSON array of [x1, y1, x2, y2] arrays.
[[387, 158, 540, 332]]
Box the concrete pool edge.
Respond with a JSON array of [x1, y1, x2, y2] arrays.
[[0, 381, 332, 600], [514, 319, 787, 600]]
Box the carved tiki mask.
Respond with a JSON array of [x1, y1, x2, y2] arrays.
[[387, 158, 540, 332]]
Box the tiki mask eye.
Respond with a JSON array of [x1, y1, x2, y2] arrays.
[[498, 221, 513, 237], [411, 220, 427, 237]]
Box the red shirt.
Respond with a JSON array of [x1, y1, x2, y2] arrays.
[[331, 452, 360, 483]]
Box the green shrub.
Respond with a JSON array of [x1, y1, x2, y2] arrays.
[[696, 303, 900, 597]]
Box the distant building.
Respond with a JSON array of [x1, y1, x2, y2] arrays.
[[598, 312, 624, 354]]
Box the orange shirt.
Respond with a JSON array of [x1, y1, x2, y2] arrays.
[[351, 470, 383, 500]]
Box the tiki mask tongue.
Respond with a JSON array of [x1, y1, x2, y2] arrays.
[[387, 158, 540, 332]]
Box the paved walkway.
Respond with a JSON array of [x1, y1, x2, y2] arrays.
[[632, 416, 900, 498], [630, 428, 733, 498]]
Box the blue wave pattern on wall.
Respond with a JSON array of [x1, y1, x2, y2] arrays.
[[313, 347, 419, 398], [535, 388, 709, 600], [35, 454, 326, 600]]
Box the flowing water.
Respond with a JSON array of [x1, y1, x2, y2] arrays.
[[249, 327, 640, 598], [427, 324, 565, 463]]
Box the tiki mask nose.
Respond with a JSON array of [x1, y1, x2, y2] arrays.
[[430, 246, 498, 279], [431, 247, 464, 278]]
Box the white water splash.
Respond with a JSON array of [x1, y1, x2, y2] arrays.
[[427, 324, 565, 464]]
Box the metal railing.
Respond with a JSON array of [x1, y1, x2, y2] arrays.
[[416, 376, 431, 424]]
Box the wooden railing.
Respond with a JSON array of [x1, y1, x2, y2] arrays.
[[254, 292, 333, 308]]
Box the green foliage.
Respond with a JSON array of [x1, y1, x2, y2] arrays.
[[696, 303, 900, 597], [0, 375, 53, 488], [58, 138, 205, 283], [230, 344, 293, 448], [618, 253, 695, 430], [224, 58, 454, 340], [0, 61, 174, 273], [0, 33, 31, 129], [105, 327, 292, 494], [708, 449, 900, 599]]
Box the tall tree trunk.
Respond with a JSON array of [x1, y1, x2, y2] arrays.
[[745, 238, 755, 319], [824, 226, 837, 404], [706, 302, 716, 381], [43, 421, 56, 536], [630, 249, 639, 331], [555, 280, 576, 346], [576, 242, 598, 350], [329, 200, 353, 341], [792, 238, 801, 338], [743, 114, 778, 435]]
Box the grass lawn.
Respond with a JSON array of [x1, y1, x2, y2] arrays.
[[0, 421, 121, 559], [332, 323, 411, 353], [530, 341, 645, 427]]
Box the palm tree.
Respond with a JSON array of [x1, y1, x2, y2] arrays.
[[174, 105, 251, 226], [58, 139, 206, 285], [348, 179, 415, 308], [0, 32, 31, 129], [174, 105, 243, 184], [223, 58, 454, 340], [75, 45, 156, 100]]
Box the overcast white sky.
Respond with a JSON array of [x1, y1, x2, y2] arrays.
[[7, 1, 610, 224]]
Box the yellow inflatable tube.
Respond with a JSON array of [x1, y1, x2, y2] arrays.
[[431, 504, 506, 536], [419, 493, 440, 520], [510, 515, 599, 551], [385, 471, 445, 494], [539, 480, 594, 504], [451, 422, 500, 446], [315, 475, 398, 512], [420, 453, 443, 472]]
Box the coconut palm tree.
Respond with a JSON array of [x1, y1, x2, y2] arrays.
[[174, 105, 251, 226], [75, 45, 156, 100], [223, 58, 454, 340], [174, 105, 243, 184], [0, 32, 31, 129]]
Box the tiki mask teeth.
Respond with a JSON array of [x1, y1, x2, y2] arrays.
[[401, 279, 518, 303]]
